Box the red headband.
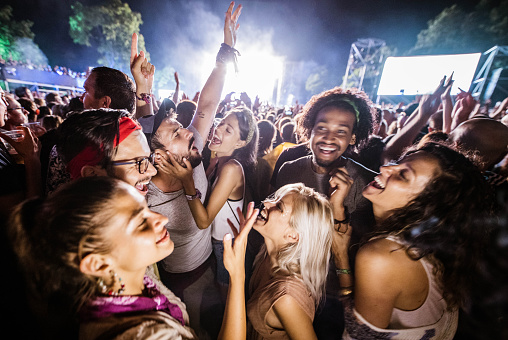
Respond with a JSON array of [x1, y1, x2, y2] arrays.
[[67, 117, 142, 180]]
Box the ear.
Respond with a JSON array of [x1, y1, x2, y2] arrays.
[[284, 228, 300, 243], [349, 134, 357, 146], [234, 139, 247, 149], [81, 165, 108, 178], [101, 96, 112, 109], [79, 253, 111, 277]]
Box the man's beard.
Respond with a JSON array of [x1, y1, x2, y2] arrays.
[[186, 152, 202, 168]]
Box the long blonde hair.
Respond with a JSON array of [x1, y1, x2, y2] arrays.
[[261, 183, 334, 304]]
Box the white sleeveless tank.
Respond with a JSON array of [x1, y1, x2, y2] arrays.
[[210, 159, 245, 240]]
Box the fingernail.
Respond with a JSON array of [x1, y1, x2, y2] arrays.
[[225, 233, 232, 241]]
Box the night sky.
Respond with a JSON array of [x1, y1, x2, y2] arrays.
[[3, 0, 482, 95]]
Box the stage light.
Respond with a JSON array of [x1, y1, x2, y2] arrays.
[[198, 48, 284, 104], [377, 53, 481, 96], [224, 51, 284, 102]]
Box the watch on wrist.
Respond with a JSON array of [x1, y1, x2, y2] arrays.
[[185, 188, 202, 201]]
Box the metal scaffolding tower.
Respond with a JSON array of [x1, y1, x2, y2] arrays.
[[342, 38, 386, 98], [470, 46, 508, 102]]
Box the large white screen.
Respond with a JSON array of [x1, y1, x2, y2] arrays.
[[377, 53, 481, 96]]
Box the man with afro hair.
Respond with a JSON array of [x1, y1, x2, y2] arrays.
[[272, 87, 377, 338]]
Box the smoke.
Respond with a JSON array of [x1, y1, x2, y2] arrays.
[[11, 37, 49, 66], [149, 0, 331, 104]]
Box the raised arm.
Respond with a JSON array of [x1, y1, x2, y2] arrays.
[[382, 76, 448, 164], [441, 74, 454, 133], [218, 202, 258, 340], [172, 71, 180, 104], [191, 1, 242, 138], [130, 33, 155, 120]]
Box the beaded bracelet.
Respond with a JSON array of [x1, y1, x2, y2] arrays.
[[336, 268, 352, 275]]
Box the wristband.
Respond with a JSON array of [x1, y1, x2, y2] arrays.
[[136, 93, 152, 105], [336, 268, 352, 275], [334, 209, 350, 225], [185, 188, 202, 201]]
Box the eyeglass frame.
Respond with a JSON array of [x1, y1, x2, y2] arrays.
[[111, 153, 155, 174], [7, 107, 24, 111]]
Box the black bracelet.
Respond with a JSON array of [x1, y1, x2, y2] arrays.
[[216, 43, 241, 72], [334, 209, 350, 225]]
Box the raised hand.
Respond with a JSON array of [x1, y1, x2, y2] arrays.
[[223, 202, 258, 279], [224, 2, 242, 48], [130, 33, 155, 93]]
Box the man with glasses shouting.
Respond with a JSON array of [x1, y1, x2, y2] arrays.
[[57, 108, 156, 196]]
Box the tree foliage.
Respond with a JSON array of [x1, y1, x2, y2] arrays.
[[69, 0, 148, 72], [0, 5, 36, 61], [408, 0, 508, 55]]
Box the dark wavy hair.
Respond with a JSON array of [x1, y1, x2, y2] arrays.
[[225, 106, 258, 172], [8, 177, 128, 337], [57, 109, 130, 170], [372, 142, 495, 309], [296, 87, 375, 151]]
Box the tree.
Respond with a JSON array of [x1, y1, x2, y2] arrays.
[[0, 6, 35, 61], [69, 0, 149, 72], [408, 0, 508, 55]]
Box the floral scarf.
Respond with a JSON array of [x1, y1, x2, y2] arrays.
[[80, 275, 185, 325]]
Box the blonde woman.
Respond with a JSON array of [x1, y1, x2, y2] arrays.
[[247, 183, 334, 340]]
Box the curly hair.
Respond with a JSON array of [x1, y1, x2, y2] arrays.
[[372, 142, 495, 309], [296, 87, 375, 150]]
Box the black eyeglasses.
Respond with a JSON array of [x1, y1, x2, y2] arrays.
[[111, 153, 154, 174]]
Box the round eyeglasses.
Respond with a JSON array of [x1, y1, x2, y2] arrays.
[[111, 153, 155, 174]]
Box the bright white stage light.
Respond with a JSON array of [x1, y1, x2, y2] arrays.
[[199, 49, 284, 104], [224, 51, 284, 102], [158, 89, 174, 100], [377, 53, 481, 96]]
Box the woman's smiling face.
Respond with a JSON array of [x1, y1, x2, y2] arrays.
[[208, 113, 245, 156], [254, 193, 296, 244], [363, 151, 442, 219]]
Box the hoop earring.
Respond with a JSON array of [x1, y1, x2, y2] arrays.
[[97, 270, 126, 296]]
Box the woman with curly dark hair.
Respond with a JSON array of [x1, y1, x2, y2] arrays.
[[331, 142, 495, 339]]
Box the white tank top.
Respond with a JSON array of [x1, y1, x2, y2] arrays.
[[385, 236, 449, 329], [210, 159, 245, 240], [343, 235, 459, 340]]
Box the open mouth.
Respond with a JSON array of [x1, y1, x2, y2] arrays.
[[257, 208, 268, 222], [188, 137, 196, 151], [156, 230, 169, 244], [369, 176, 385, 190], [317, 143, 338, 155], [135, 180, 150, 195]]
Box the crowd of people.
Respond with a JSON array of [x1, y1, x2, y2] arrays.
[[1, 56, 88, 78], [1, 2, 507, 339]]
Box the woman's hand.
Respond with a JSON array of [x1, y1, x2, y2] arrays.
[[154, 149, 194, 184], [329, 167, 353, 221], [223, 202, 258, 280], [224, 2, 242, 48]]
